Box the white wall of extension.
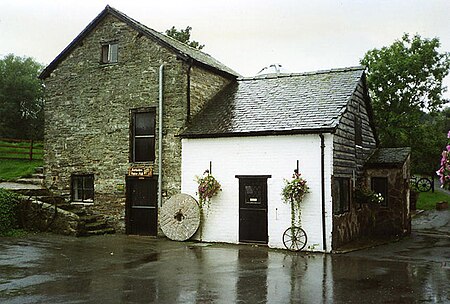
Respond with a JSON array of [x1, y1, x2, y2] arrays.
[[181, 133, 334, 252]]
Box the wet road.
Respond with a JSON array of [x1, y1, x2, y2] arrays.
[[1, 212, 449, 303]]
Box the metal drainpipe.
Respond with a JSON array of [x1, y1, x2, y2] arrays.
[[158, 64, 164, 208], [320, 133, 327, 252]]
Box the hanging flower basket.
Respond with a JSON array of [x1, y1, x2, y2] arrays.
[[282, 170, 309, 228], [195, 170, 221, 207]]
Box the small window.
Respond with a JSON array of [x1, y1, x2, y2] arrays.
[[333, 177, 350, 214], [371, 177, 388, 207], [101, 43, 118, 64], [131, 108, 156, 162], [355, 115, 362, 147], [71, 174, 94, 203]]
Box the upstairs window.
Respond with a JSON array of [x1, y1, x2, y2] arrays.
[[71, 174, 94, 203], [131, 108, 156, 162], [333, 177, 350, 214], [101, 43, 118, 64]]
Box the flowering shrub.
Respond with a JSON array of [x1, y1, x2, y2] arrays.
[[354, 187, 384, 204], [436, 130, 450, 190], [282, 171, 309, 228], [196, 170, 221, 206]]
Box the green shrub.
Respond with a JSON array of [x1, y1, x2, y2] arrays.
[[0, 188, 19, 236]]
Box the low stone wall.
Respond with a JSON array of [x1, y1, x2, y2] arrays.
[[17, 198, 79, 236]]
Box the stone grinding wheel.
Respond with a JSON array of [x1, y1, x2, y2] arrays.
[[160, 193, 200, 241]]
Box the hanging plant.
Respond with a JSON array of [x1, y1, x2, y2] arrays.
[[282, 170, 309, 229], [195, 170, 222, 207]]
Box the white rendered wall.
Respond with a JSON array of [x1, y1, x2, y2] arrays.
[[181, 134, 333, 252]]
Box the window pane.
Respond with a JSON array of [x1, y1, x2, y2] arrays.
[[341, 179, 350, 212], [101, 45, 109, 63], [245, 184, 262, 205], [332, 180, 341, 214], [109, 43, 118, 63], [72, 175, 94, 202], [73, 176, 82, 201], [135, 112, 155, 136], [135, 137, 155, 162]]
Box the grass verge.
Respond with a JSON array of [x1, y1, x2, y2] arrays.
[[0, 159, 43, 181], [417, 190, 450, 210]]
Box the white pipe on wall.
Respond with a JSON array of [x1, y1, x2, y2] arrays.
[[158, 64, 164, 207]]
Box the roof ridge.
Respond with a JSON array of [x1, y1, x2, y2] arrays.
[[238, 66, 364, 81]]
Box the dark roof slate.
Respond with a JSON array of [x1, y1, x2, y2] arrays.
[[39, 6, 239, 79], [180, 67, 365, 138], [367, 147, 411, 167]]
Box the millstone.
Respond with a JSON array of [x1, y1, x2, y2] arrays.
[[160, 193, 200, 241]]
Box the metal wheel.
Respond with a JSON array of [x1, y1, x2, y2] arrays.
[[416, 178, 432, 192], [283, 227, 307, 252]]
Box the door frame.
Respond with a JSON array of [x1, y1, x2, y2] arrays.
[[236, 175, 271, 244], [125, 175, 158, 236]]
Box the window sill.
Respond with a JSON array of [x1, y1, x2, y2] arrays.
[[71, 201, 94, 206], [98, 62, 118, 67]]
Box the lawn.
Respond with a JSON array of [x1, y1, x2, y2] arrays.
[[0, 159, 43, 181], [0, 140, 43, 160], [417, 190, 450, 210]]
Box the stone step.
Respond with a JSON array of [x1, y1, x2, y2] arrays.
[[13, 188, 52, 197], [84, 221, 108, 231], [36, 195, 66, 205], [84, 227, 116, 236], [79, 214, 101, 224], [16, 178, 43, 185], [31, 173, 45, 179]]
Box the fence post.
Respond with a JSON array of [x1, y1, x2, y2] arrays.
[[29, 140, 34, 161]]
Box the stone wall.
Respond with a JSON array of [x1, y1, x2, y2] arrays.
[[43, 14, 231, 232], [333, 157, 411, 248]]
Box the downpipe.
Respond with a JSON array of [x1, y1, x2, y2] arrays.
[[320, 133, 327, 252], [158, 64, 164, 207]]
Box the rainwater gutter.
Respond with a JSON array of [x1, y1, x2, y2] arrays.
[[320, 133, 327, 252], [158, 64, 164, 207]]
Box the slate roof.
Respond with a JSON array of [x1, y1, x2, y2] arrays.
[[39, 6, 239, 79], [180, 67, 366, 138], [366, 147, 411, 168]]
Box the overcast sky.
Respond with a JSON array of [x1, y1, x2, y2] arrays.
[[1, 0, 449, 98]]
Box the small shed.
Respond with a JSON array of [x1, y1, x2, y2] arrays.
[[364, 147, 412, 237]]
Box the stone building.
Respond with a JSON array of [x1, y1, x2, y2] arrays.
[[40, 6, 410, 251], [39, 5, 238, 233]]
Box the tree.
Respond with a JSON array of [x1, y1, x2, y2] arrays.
[[361, 34, 450, 174], [165, 26, 205, 50], [0, 54, 44, 140]]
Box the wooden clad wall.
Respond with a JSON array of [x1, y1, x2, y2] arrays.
[[333, 77, 377, 178]]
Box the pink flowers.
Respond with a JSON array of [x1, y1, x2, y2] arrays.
[[436, 131, 450, 189]]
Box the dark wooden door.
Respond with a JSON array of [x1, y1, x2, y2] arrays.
[[238, 176, 269, 244], [126, 176, 158, 236]]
